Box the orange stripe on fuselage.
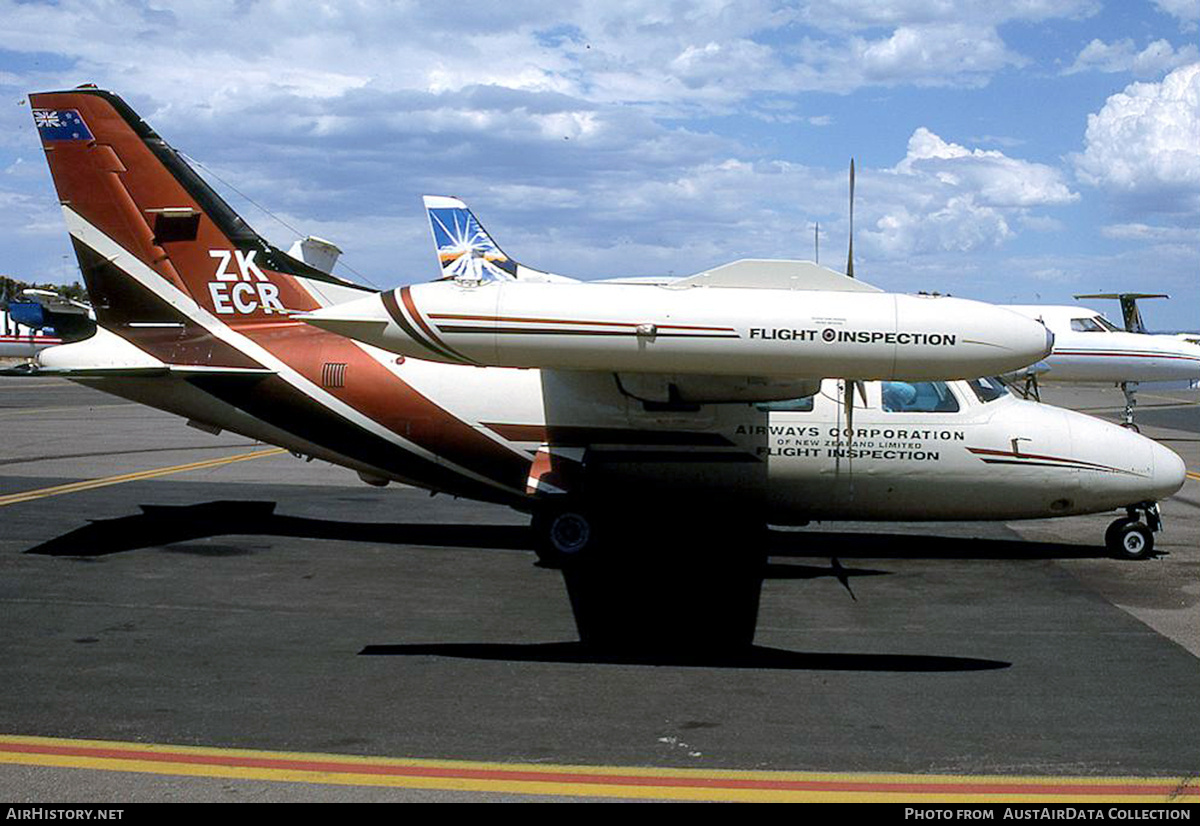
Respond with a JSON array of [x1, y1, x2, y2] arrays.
[[238, 323, 529, 499]]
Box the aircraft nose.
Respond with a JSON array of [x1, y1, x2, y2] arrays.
[[1064, 412, 1186, 507], [1150, 440, 1187, 500]]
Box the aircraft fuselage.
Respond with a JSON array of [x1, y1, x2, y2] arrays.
[[49, 322, 1186, 525]]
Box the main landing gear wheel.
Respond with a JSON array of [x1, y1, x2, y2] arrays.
[[531, 508, 597, 567]]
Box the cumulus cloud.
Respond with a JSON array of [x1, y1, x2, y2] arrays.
[[0, 0, 1172, 301], [851, 129, 1077, 258], [852, 25, 1026, 88], [1073, 62, 1200, 215], [1155, 0, 1200, 30], [896, 128, 1077, 207], [1065, 38, 1200, 77], [0, 0, 1106, 115]]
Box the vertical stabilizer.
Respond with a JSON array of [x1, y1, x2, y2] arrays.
[[29, 87, 372, 349], [423, 195, 576, 283]]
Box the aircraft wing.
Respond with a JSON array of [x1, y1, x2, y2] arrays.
[[21, 288, 93, 317], [668, 259, 883, 292]]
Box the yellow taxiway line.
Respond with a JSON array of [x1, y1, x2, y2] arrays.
[[1187, 471, 1200, 483], [0, 447, 287, 508], [0, 735, 1195, 803]]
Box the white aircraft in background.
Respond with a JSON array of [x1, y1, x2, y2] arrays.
[[0, 303, 61, 359], [16, 87, 1186, 588], [1078, 294, 1200, 373], [1006, 294, 1200, 429]]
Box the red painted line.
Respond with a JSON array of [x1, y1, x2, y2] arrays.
[[381, 289, 469, 365], [0, 741, 1194, 796], [966, 446, 1123, 473], [400, 287, 474, 363]]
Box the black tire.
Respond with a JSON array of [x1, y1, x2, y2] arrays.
[[532, 508, 596, 567], [1107, 521, 1155, 560], [1104, 517, 1136, 551]]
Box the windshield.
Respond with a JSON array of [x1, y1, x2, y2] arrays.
[[1071, 316, 1123, 333], [967, 377, 1009, 403], [881, 381, 960, 413]]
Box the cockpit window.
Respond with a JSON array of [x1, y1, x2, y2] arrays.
[[755, 396, 815, 412], [881, 381, 960, 413], [967, 377, 1009, 403], [1094, 315, 1121, 332], [1070, 317, 1106, 332]]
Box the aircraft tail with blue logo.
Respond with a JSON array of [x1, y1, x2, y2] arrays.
[[423, 195, 577, 284]]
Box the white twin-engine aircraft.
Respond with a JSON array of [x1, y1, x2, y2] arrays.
[[1005, 297, 1200, 428], [23, 87, 1187, 571]]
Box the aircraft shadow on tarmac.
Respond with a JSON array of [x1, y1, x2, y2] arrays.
[[21, 499, 1106, 563], [22, 500, 1016, 672], [357, 642, 1010, 672]]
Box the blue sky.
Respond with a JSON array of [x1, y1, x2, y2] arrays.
[[1, 1, 1197, 329]]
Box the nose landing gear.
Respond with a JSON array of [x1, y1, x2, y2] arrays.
[[1105, 502, 1162, 560], [1119, 381, 1140, 432]]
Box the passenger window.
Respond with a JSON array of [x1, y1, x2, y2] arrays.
[[881, 381, 959, 413], [755, 396, 815, 412]]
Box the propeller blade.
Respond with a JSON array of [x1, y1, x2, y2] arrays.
[[843, 379, 855, 441], [846, 158, 855, 279], [831, 556, 857, 601], [841, 379, 867, 438]]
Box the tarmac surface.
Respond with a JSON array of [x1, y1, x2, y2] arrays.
[[0, 378, 1196, 802]]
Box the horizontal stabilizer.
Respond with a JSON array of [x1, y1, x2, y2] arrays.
[[30, 327, 276, 379], [1074, 293, 1169, 334], [1074, 293, 1170, 300], [13, 364, 276, 379], [286, 236, 343, 275]]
